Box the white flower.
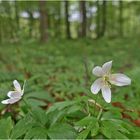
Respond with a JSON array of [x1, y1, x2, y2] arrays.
[[1, 80, 26, 104], [91, 61, 131, 103]]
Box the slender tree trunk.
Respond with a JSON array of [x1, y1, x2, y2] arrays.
[[80, 0, 86, 37], [14, 0, 19, 30], [0, 16, 2, 43], [65, 0, 71, 39], [55, 3, 61, 38], [96, 0, 100, 38], [28, 11, 34, 38], [119, 0, 123, 36], [100, 0, 107, 37], [39, 0, 48, 42]]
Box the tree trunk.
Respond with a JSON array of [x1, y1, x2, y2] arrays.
[[80, 0, 86, 37], [96, 0, 101, 38], [39, 0, 48, 42], [100, 0, 107, 37], [14, 0, 19, 30], [119, 0, 123, 36], [0, 16, 2, 43], [65, 0, 71, 39], [28, 11, 34, 38]]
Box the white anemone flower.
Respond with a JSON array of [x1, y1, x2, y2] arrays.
[[1, 80, 25, 104], [91, 61, 131, 103]]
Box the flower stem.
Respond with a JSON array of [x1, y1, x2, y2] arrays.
[[93, 94, 98, 115], [86, 100, 90, 116], [97, 108, 103, 120]]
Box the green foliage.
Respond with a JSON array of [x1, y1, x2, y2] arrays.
[[0, 117, 13, 139], [0, 38, 140, 139], [10, 114, 34, 139], [24, 127, 48, 139], [48, 123, 77, 139]]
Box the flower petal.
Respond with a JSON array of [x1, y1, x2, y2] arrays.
[[1, 98, 21, 104], [13, 80, 21, 92], [101, 85, 111, 103], [92, 66, 103, 77], [22, 80, 26, 94], [7, 91, 22, 98], [91, 78, 103, 94], [102, 61, 112, 74], [109, 73, 131, 86]]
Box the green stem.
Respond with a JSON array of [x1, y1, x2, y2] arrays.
[[86, 100, 90, 116], [93, 94, 98, 115], [97, 108, 103, 120]]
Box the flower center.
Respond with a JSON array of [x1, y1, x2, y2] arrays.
[[102, 75, 111, 88], [103, 75, 109, 82]]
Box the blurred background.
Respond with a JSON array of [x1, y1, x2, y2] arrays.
[[0, 0, 140, 119], [0, 0, 140, 42]]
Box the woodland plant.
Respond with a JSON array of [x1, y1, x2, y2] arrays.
[[0, 61, 139, 139], [91, 61, 131, 103], [1, 80, 26, 104]]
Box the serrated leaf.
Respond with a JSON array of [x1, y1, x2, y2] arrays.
[[47, 108, 67, 126], [76, 129, 90, 139], [46, 100, 76, 114], [48, 123, 77, 139], [10, 114, 34, 139], [31, 107, 48, 125], [101, 120, 129, 139], [24, 127, 48, 139], [101, 111, 122, 121], [76, 116, 97, 126], [90, 121, 99, 137]]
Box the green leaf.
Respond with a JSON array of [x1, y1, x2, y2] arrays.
[[90, 120, 99, 137], [76, 129, 90, 139], [101, 124, 112, 138], [46, 100, 76, 114], [101, 120, 129, 139], [48, 123, 77, 139], [24, 127, 48, 139], [101, 111, 122, 120], [25, 91, 55, 103], [31, 107, 48, 125], [10, 114, 34, 139], [76, 116, 99, 139], [0, 117, 13, 139], [76, 116, 97, 126], [67, 105, 82, 114], [112, 130, 129, 139], [47, 108, 67, 126], [25, 98, 46, 107]]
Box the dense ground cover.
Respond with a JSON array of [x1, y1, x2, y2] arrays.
[[0, 37, 140, 139]]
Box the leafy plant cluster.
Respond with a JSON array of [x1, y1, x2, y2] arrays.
[[0, 38, 140, 139]]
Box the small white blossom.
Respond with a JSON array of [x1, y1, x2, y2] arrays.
[[1, 80, 25, 104], [91, 61, 131, 103]]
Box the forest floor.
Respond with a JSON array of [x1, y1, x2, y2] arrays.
[[0, 37, 140, 109], [0, 37, 140, 138]]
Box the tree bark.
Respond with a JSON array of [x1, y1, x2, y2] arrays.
[[65, 0, 71, 39], [39, 0, 48, 42], [80, 0, 86, 37]]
